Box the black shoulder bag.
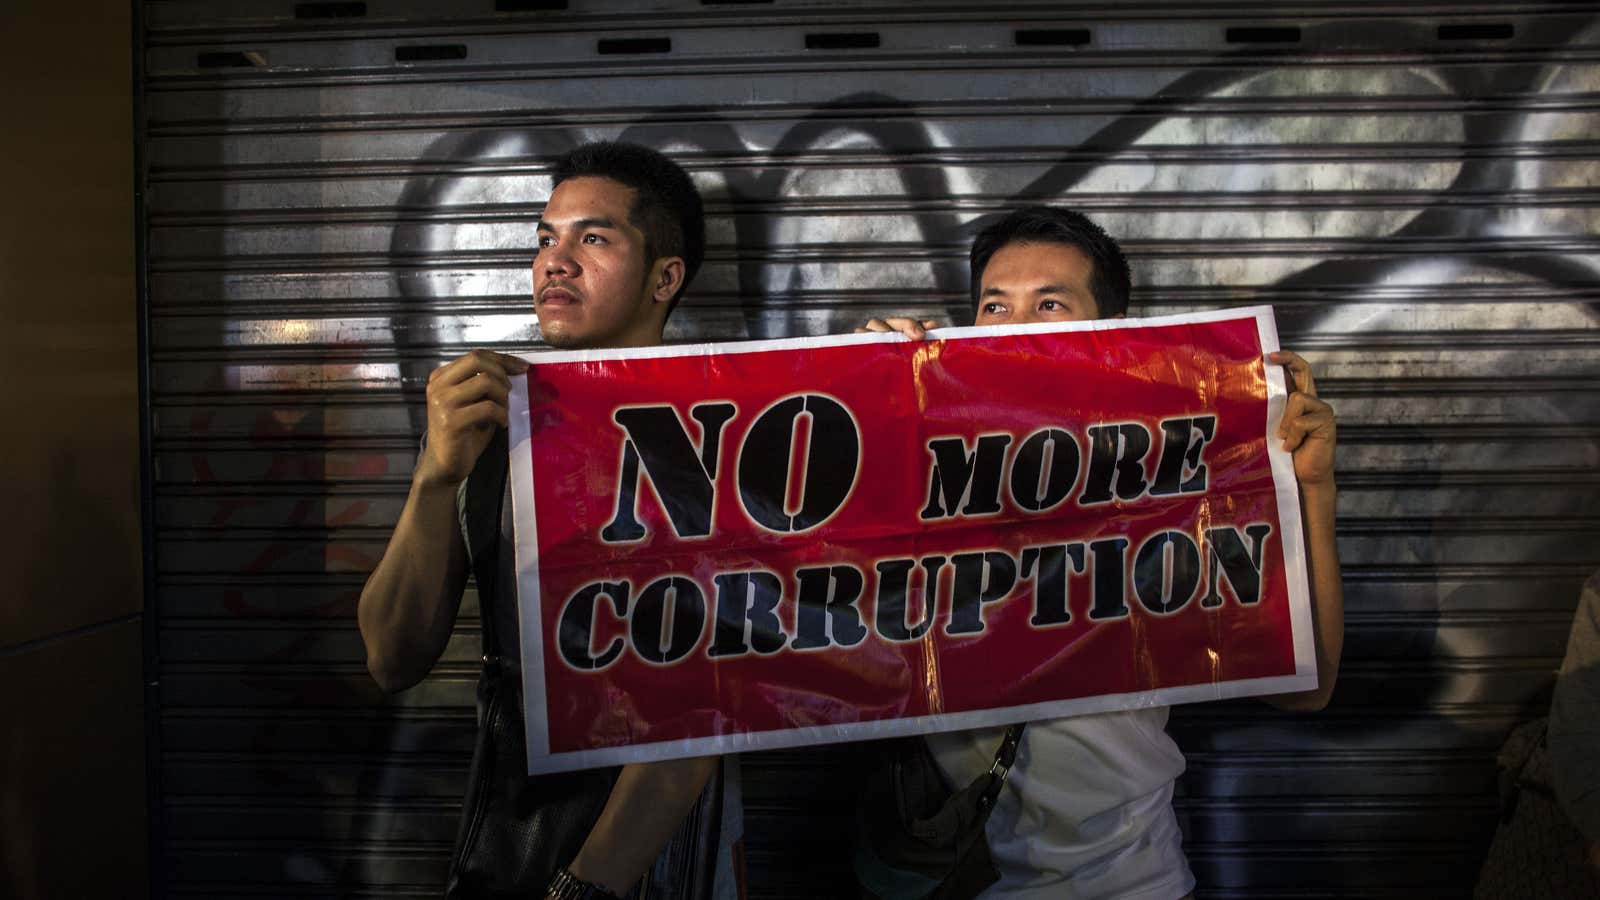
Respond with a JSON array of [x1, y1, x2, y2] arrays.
[[854, 724, 1026, 900], [445, 428, 622, 899]]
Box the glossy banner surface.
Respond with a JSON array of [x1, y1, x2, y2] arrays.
[[509, 307, 1314, 774]]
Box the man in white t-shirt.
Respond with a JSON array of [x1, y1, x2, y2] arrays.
[[863, 206, 1345, 898]]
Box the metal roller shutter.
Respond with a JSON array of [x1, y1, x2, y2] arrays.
[[142, 2, 1600, 896]]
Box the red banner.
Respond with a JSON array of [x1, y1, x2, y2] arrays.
[[508, 307, 1314, 774]]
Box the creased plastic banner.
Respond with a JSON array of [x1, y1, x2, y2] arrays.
[[508, 306, 1315, 774]]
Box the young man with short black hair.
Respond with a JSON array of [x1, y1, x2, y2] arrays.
[[864, 205, 1344, 898], [359, 141, 728, 900]]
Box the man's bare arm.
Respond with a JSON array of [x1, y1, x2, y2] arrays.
[[563, 756, 722, 895], [358, 474, 470, 691], [1264, 350, 1345, 712], [358, 349, 527, 691]]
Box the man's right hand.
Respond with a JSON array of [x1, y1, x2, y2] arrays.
[[857, 317, 940, 340], [417, 349, 529, 488], [360, 348, 524, 691]]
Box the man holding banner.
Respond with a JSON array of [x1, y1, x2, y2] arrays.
[[358, 142, 729, 900], [862, 206, 1345, 898]]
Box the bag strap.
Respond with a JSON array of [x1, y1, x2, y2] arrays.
[[457, 427, 510, 660], [975, 723, 1026, 814]]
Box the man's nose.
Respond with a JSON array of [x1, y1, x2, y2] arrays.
[[543, 243, 579, 276]]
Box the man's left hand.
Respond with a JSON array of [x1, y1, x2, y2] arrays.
[[1270, 350, 1336, 488], [858, 317, 939, 340]]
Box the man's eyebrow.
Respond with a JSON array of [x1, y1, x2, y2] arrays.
[[538, 216, 619, 231], [979, 286, 1006, 298], [1033, 284, 1071, 294]]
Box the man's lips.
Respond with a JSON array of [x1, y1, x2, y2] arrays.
[[538, 285, 580, 306]]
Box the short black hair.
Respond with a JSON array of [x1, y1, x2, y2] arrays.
[[551, 141, 706, 316], [969, 206, 1131, 318]]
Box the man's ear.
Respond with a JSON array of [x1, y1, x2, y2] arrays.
[[650, 257, 686, 305]]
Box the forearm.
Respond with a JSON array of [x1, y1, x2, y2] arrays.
[[358, 474, 468, 691], [566, 756, 721, 894], [1268, 480, 1344, 711]]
